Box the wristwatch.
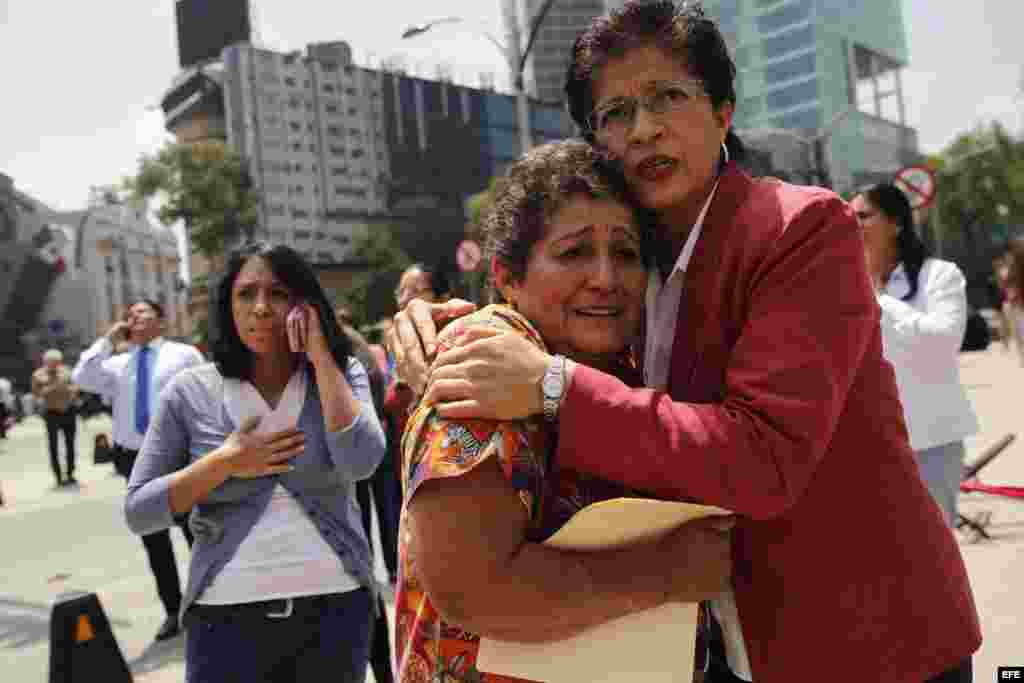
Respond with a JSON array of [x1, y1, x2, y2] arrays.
[[541, 354, 566, 422]]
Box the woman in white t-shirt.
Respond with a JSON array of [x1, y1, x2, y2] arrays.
[[852, 182, 979, 527]]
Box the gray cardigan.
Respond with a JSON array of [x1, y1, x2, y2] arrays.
[[125, 358, 386, 622]]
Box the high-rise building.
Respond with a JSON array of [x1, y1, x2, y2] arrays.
[[505, 0, 606, 105], [222, 41, 391, 265]]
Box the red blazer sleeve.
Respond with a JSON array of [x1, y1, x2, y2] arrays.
[[557, 196, 878, 520]]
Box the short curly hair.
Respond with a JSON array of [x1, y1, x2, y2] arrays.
[[565, 0, 743, 160], [479, 139, 652, 298]]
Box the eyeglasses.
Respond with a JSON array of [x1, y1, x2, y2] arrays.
[[588, 79, 707, 145]]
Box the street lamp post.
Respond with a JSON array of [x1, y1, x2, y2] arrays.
[[401, 0, 558, 155]]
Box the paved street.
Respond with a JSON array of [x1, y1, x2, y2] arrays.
[[2, 346, 1023, 682]]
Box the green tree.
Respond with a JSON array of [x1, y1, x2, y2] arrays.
[[123, 140, 260, 259], [933, 123, 1024, 250], [335, 224, 412, 326], [931, 121, 1024, 304]]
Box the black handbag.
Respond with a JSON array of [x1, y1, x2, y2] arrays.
[[961, 310, 991, 352], [93, 433, 114, 465]]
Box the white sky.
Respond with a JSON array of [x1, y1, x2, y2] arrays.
[[0, 0, 1021, 217]]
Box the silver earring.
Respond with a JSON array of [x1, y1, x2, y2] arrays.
[[721, 141, 730, 165]]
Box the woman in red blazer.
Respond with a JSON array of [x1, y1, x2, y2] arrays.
[[393, 3, 981, 682]]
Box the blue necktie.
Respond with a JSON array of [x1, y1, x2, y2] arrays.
[[135, 346, 151, 435]]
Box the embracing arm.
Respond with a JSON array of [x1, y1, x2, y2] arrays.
[[408, 454, 730, 643], [558, 197, 877, 520], [878, 261, 967, 359]]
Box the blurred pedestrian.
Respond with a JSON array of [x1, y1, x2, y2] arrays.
[[73, 299, 204, 641], [853, 183, 980, 527], [1004, 241, 1024, 366], [31, 349, 79, 487], [125, 243, 384, 683], [992, 253, 1017, 353], [0, 375, 12, 438], [384, 264, 452, 474], [337, 304, 396, 683]]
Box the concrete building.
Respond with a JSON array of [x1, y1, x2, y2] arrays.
[[49, 201, 188, 344], [222, 41, 392, 265], [0, 176, 186, 389]]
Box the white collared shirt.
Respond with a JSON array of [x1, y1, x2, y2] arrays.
[[72, 336, 204, 450], [642, 181, 753, 682], [878, 258, 979, 451]]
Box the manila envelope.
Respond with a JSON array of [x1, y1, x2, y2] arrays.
[[476, 498, 731, 683]]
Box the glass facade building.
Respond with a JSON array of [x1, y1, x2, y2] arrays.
[[702, 0, 919, 191]]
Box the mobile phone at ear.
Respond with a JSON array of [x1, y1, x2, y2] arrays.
[[287, 305, 307, 352]]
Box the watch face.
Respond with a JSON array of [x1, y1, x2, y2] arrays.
[[543, 374, 562, 396]]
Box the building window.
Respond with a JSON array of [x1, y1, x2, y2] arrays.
[[295, 229, 313, 240], [329, 145, 346, 156], [325, 104, 339, 114], [331, 166, 348, 176], [763, 52, 816, 85], [327, 125, 344, 137], [290, 121, 301, 132], [852, 45, 904, 124], [757, 0, 811, 34], [351, 148, 365, 158], [324, 83, 336, 93], [765, 78, 818, 112], [284, 76, 297, 87], [292, 209, 310, 219], [761, 24, 815, 60]]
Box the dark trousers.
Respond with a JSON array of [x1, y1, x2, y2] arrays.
[[44, 410, 77, 483], [141, 518, 194, 616], [117, 446, 194, 617], [356, 462, 402, 579], [185, 588, 373, 683]]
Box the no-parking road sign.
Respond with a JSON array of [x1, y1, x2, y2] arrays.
[[893, 165, 937, 209]]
